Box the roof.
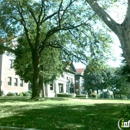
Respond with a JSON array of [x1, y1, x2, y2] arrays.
[[64, 61, 76, 74], [76, 68, 85, 75]]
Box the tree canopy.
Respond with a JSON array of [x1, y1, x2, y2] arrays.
[[0, 0, 92, 99], [0, 0, 115, 99], [13, 36, 64, 83]]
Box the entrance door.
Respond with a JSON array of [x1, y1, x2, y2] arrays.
[[59, 83, 63, 93]]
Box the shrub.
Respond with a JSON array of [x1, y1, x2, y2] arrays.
[[7, 92, 16, 96], [99, 92, 114, 99], [115, 94, 127, 99], [76, 95, 86, 98], [89, 92, 97, 98], [0, 90, 4, 96], [22, 91, 31, 97], [18, 92, 23, 97], [57, 93, 74, 97], [127, 95, 130, 99], [121, 95, 127, 100]]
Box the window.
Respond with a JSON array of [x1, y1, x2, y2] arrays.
[[66, 77, 70, 83], [20, 79, 23, 87], [50, 84, 53, 90], [8, 77, 12, 85], [9, 59, 13, 69], [14, 78, 18, 86], [28, 83, 32, 90], [76, 79, 78, 83]]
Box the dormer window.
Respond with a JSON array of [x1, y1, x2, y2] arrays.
[[9, 59, 13, 69], [14, 78, 18, 86]]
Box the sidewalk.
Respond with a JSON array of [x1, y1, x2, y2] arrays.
[[0, 126, 41, 130]]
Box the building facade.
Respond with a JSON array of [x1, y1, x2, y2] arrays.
[[44, 63, 76, 97], [75, 68, 85, 95], [0, 51, 84, 97], [0, 53, 28, 95]]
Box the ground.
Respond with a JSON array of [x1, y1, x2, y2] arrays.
[[0, 96, 129, 130]]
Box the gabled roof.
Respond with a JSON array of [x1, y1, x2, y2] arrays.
[[76, 68, 85, 75], [64, 61, 76, 74]]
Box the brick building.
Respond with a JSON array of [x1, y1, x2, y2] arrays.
[[0, 52, 28, 95], [75, 68, 85, 95]]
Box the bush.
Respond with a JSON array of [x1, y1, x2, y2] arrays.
[[18, 92, 23, 97], [57, 93, 74, 97], [7, 92, 16, 96], [115, 94, 127, 99], [99, 92, 114, 99], [0, 90, 4, 96], [22, 91, 31, 97], [89, 92, 97, 98], [127, 95, 130, 99], [76, 95, 86, 98], [121, 95, 127, 100]]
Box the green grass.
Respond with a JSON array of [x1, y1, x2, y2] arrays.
[[0, 96, 130, 130]]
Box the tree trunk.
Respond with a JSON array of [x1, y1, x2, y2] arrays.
[[117, 23, 130, 67], [31, 50, 41, 99], [39, 75, 45, 97]]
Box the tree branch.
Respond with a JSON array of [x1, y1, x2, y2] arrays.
[[45, 40, 87, 65], [28, 8, 38, 23], [58, 0, 64, 27], [122, 0, 130, 25], [41, 11, 59, 24], [58, 0, 75, 27], [85, 0, 120, 34], [17, 2, 34, 50], [38, 0, 45, 24]]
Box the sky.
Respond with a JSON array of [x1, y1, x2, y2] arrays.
[[75, 0, 127, 69]]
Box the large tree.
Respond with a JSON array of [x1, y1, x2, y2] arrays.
[[85, 0, 130, 67], [0, 0, 93, 99], [13, 36, 65, 97]]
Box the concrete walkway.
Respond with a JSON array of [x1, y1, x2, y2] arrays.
[[0, 126, 42, 130]]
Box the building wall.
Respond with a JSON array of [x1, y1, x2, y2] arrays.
[[55, 72, 75, 94], [0, 53, 28, 95], [75, 75, 84, 95], [44, 72, 75, 97]]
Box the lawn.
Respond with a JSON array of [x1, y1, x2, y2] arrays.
[[0, 97, 130, 130]]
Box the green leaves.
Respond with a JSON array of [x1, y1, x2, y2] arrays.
[[83, 59, 116, 91], [13, 36, 64, 83]]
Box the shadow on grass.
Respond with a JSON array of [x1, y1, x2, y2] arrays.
[[0, 96, 70, 104], [0, 96, 31, 103], [0, 102, 125, 130]]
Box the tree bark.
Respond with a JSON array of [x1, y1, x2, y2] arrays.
[[85, 0, 130, 67], [39, 75, 45, 97], [31, 50, 41, 99]]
